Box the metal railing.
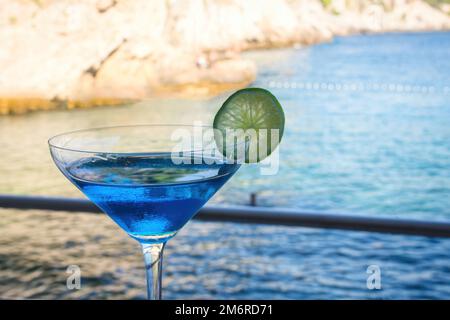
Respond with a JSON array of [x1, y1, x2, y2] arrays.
[[1, 194, 450, 238]]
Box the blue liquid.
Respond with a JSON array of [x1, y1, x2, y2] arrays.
[[66, 155, 239, 243]]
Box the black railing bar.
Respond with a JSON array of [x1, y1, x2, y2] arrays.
[[1, 194, 450, 238]]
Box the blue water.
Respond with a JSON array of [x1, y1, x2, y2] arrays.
[[66, 155, 239, 243], [230, 32, 450, 222]]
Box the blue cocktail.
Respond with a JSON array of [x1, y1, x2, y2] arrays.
[[67, 155, 239, 243], [49, 125, 241, 299], [49, 88, 285, 300]]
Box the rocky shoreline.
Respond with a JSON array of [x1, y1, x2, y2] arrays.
[[1, 0, 450, 114]]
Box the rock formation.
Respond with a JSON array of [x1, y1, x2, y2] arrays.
[[0, 0, 449, 114]]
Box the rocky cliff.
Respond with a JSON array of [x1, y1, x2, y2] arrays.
[[1, 0, 449, 114]]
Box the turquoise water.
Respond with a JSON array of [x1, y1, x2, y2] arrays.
[[64, 155, 239, 243], [231, 32, 450, 221]]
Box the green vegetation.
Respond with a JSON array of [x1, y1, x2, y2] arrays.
[[426, 0, 450, 7], [31, 0, 44, 8], [320, 0, 450, 9], [320, 0, 339, 14], [320, 0, 333, 8]]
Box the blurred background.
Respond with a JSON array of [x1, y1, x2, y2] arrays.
[[1, 0, 450, 299]]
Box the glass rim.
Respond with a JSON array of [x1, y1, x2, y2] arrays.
[[48, 124, 245, 156]]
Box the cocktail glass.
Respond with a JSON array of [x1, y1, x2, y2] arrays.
[[48, 125, 241, 299]]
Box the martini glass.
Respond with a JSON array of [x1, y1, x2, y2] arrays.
[[48, 125, 241, 299]]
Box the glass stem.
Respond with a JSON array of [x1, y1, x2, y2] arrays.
[[142, 242, 166, 300]]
